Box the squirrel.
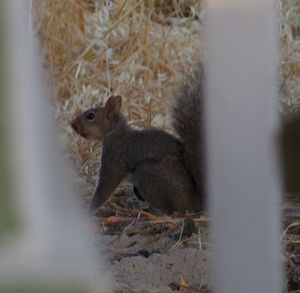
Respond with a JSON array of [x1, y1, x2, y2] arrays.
[[71, 65, 204, 215]]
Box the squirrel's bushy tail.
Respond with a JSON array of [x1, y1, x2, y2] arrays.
[[172, 64, 204, 210]]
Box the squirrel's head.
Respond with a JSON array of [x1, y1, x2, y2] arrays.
[[71, 95, 122, 140]]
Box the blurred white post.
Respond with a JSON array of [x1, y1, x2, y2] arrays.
[[206, 1, 282, 293], [0, 1, 111, 292]]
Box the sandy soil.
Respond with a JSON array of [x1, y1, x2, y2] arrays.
[[94, 190, 209, 293], [89, 190, 300, 293]]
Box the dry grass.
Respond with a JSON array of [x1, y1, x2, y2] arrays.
[[280, 0, 300, 114], [34, 0, 203, 195], [34, 0, 300, 192]]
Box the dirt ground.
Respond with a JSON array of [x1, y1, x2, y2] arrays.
[[93, 189, 209, 293], [87, 188, 300, 293], [283, 195, 300, 292]]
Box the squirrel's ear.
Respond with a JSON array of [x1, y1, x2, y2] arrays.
[[105, 96, 122, 120], [114, 95, 122, 111]]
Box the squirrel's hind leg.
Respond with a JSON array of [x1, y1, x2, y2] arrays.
[[133, 185, 145, 202], [132, 160, 192, 214]]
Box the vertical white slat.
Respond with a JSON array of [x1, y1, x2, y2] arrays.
[[205, 1, 282, 292], [0, 1, 111, 291]]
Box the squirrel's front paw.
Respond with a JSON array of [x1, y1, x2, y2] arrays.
[[88, 197, 100, 215]]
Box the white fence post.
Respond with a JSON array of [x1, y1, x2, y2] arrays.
[[0, 1, 111, 291], [206, 1, 282, 292]]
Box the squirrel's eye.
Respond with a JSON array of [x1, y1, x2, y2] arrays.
[[86, 112, 95, 120]]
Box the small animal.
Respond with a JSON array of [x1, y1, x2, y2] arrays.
[[71, 66, 204, 214]]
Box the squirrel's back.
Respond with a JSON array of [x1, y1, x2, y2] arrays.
[[171, 65, 204, 209]]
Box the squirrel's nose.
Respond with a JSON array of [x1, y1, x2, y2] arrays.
[[71, 120, 88, 138]]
